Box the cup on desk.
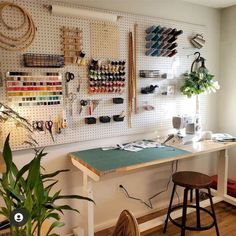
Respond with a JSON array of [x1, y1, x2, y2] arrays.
[[201, 131, 212, 140]]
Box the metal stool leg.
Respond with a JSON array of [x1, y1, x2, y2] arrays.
[[207, 188, 220, 236], [163, 184, 176, 233], [190, 189, 193, 203], [181, 188, 189, 236], [195, 189, 201, 228]]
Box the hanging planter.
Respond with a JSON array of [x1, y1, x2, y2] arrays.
[[180, 71, 220, 96], [180, 52, 220, 113]]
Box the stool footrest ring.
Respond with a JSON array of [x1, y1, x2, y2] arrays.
[[169, 204, 215, 231]]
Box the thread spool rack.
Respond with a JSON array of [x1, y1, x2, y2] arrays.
[[61, 26, 82, 65]]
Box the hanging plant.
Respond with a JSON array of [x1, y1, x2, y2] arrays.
[[180, 52, 220, 98], [180, 71, 220, 98]]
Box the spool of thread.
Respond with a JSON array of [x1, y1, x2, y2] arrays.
[[79, 51, 86, 58]]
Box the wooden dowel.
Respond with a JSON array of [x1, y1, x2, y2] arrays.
[[134, 23, 138, 114], [128, 31, 135, 128]]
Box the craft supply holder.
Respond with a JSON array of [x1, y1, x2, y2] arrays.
[[61, 26, 82, 65], [5, 72, 63, 107], [88, 60, 126, 94], [23, 53, 65, 68]]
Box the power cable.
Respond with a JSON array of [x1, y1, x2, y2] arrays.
[[120, 160, 179, 209]]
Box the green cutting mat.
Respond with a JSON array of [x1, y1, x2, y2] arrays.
[[72, 146, 191, 172]]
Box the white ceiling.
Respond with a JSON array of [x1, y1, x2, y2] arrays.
[[180, 0, 236, 8]]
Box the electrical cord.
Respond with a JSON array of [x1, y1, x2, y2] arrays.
[[120, 160, 179, 209]]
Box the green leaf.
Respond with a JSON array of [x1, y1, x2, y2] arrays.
[[24, 192, 33, 212], [3, 134, 12, 173], [0, 207, 9, 217], [54, 195, 95, 204], [46, 221, 65, 236], [26, 149, 46, 191], [54, 204, 80, 214], [45, 180, 58, 192], [15, 162, 31, 187], [44, 212, 60, 221], [26, 158, 40, 191], [34, 174, 45, 204], [42, 169, 69, 179], [43, 203, 80, 214], [5, 186, 25, 202]]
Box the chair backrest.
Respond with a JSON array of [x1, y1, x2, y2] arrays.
[[112, 210, 140, 236]]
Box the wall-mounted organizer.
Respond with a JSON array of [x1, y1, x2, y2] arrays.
[[145, 25, 183, 57], [139, 70, 175, 96], [141, 85, 158, 94], [140, 70, 160, 78], [190, 34, 205, 49], [139, 70, 168, 79], [0, 0, 208, 150], [23, 53, 65, 68], [61, 26, 83, 65], [99, 116, 111, 123], [113, 97, 124, 104], [85, 117, 96, 124], [88, 59, 126, 94], [113, 115, 125, 122], [5, 72, 63, 107]]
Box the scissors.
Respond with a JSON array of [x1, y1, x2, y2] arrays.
[[65, 72, 75, 82], [65, 72, 75, 98], [77, 74, 82, 93], [32, 121, 44, 132], [68, 92, 77, 116], [45, 120, 55, 142]]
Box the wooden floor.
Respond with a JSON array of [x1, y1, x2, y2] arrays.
[[95, 202, 236, 236]]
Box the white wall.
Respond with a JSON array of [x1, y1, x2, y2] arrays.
[[6, 0, 221, 234], [219, 5, 236, 179]]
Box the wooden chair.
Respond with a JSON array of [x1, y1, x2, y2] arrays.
[[112, 210, 140, 236]]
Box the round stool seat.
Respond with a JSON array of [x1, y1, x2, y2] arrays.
[[172, 171, 212, 189]]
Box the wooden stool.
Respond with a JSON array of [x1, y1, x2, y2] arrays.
[[163, 171, 220, 236]]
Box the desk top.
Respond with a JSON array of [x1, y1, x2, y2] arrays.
[[69, 140, 236, 179], [71, 146, 190, 176]]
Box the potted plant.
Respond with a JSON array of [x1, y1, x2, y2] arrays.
[[0, 104, 94, 235], [0, 135, 94, 236]]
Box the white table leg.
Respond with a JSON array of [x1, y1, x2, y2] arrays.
[[83, 173, 94, 236], [217, 149, 228, 196], [217, 149, 236, 206]]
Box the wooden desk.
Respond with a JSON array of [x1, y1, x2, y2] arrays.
[[69, 140, 236, 236]]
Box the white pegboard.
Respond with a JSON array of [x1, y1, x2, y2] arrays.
[[90, 22, 119, 58], [0, 0, 207, 150]]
